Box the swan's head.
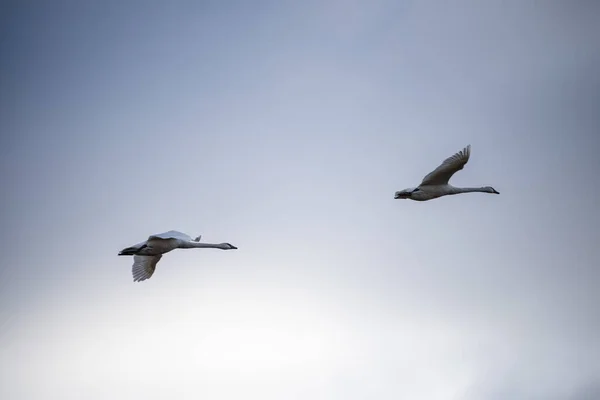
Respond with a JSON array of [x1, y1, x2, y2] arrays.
[[394, 188, 416, 199], [484, 186, 500, 194], [220, 243, 238, 250]]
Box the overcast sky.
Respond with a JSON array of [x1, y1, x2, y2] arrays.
[[1, 1, 599, 399]]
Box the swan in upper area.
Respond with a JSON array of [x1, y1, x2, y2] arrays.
[[394, 145, 499, 201], [118, 230, 237, 282]]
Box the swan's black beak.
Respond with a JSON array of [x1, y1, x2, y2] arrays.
[[492, 188, 500, 194], [394, 192, 409, 199], [230, 245, 238, 250]]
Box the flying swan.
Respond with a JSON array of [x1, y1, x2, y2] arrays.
[[118, 230, 237, 282], [394, 145, 499, 201]]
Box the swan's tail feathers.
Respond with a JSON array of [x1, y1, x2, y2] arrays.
[[118, 244, 147, 256], [119, 247, 137, 256]]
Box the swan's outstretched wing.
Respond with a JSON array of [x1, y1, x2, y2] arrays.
[[148, 230, 193, 242], [132, 255, 162, 282], [420, 145, 471, 186]]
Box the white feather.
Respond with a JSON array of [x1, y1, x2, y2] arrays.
[[132, 255, 162, 282]]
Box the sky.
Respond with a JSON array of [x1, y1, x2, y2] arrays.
[[1, 1, 599, 399]]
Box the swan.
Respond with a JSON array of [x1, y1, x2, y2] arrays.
[[118, 230, 237, 282], [394, 145, 499, 201]]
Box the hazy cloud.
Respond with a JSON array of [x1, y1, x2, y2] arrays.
[[1, 1, 599, 399]]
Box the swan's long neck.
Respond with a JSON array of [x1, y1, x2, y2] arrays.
[[452, 186, 491, 194], [179, 241, 228, 249]]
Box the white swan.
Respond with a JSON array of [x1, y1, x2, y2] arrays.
[[118, 230, 237, 282], [394, 145, 499, 201]]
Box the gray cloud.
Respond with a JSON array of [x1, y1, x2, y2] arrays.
[[1, 1, 599, 399]]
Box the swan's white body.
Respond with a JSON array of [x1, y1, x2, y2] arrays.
[[118, 230, 237, 282], [394, 145, 499, 201]]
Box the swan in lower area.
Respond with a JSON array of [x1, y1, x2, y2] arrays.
[[394, 145, 499, 201], [118, 230, 237, 282]]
